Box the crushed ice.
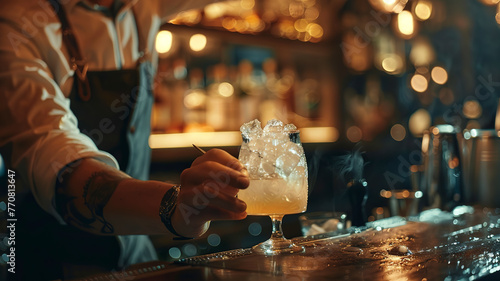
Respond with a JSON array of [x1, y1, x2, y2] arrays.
[[239, 119, 306, 180]]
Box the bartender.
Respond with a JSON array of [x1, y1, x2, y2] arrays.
[[0, 0, 248, 279]]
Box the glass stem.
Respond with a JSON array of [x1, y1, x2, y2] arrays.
[[269, 215, 285, 240]]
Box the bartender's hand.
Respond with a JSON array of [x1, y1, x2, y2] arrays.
[[171, 149, 249, 238]]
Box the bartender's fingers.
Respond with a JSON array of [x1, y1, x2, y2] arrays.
[[204, 185, 246, 213], [192, 149, 245, 171], [181, 160, 249, 190], [178, 183, 246, 211], [204, 177, 245, 197]]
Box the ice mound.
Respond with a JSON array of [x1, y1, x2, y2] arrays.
[[239, 119, 306, 180]]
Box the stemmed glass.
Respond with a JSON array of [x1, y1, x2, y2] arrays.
[[237, 119, 308, 255]]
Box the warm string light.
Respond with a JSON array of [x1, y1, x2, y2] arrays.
[[166, 0, 325, 42]]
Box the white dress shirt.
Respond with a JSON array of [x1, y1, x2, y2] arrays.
[[0, 0, 215, 223]]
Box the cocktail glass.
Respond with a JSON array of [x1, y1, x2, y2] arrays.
[[238, 119, 308, 255]]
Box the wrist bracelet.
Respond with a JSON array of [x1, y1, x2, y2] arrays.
[[159, 185, 191, 240]]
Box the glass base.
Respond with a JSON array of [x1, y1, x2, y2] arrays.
[[252, 238, 304, 255]]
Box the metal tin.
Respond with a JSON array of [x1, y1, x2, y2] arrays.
[[460, 129, 500, 207]]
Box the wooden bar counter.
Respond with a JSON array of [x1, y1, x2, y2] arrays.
[[74, 207, 500, 281]]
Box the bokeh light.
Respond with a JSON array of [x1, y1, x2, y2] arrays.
[[463, 100, 482, 119], [381, 56, 397, 73], [411, 74, 428, 92], [241, 0, 255, 10], [307, 23, 324, 38], [369, 0, 408, 13], [182, 243, 198, 257], [189, 34, 207, 52], [184, 89, 206, 109], [390, 124, 406, 141], [218, 82, 234, 97], [409, 108, 431, 136], [173, 65, 188, 80], [414, 0, 433, 21], [410, 38, 435, 66], [381, 55, 404, 74], [168, 247, 181, 259], [380, 189, 392, 198], [222, 17, 238, 30], [346, 126, 363, 143], [294, 19, 309, 32], [155, 30, 173, 54], [431, 66, 448, 84], [289, 1, 305, 18], [207, 233, 221, 247], [204, 3, 227, 19], [397, 11, 415, 37], [249, 222, 262, 236], [2, 254, 9, 263], [304, 6, 320, 21]]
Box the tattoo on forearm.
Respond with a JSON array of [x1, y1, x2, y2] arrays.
[[56, 170, 121, 234], [82, 172, 119, 233]]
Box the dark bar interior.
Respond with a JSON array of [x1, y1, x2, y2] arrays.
[[1, 0, 500, 280]]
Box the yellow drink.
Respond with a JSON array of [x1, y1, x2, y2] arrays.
[[238, 178, 308, 215]]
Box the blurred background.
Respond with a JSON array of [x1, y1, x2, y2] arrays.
[[147, 0, 500, 262], [2, 0, 498, 265]]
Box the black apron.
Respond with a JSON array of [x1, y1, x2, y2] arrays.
[[16, 1, 155, 280]]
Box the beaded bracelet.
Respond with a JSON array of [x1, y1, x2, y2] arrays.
[[158, 185, 191, 240]]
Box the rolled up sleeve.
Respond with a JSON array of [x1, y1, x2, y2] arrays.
[[0, 19, 119, 224]]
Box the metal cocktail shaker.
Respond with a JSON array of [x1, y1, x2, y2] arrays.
[[459, 129, 500, 207], [421, 125, 462, 211]]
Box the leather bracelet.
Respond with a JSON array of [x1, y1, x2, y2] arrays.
[[159, 185, 192, 240]]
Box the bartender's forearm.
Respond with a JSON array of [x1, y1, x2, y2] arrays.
[[56, 158, 171, 235]]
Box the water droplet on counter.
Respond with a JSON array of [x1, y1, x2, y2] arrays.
[[388, 245, 413, 256], [342, 246, 363, 254]]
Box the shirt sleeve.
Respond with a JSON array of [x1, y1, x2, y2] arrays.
[[0, 16, 119, 224]]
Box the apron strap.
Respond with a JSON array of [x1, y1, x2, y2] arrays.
[[48, 0, 147, 100], [48, 0, 90, 101], [130, 6, 151, 65]]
